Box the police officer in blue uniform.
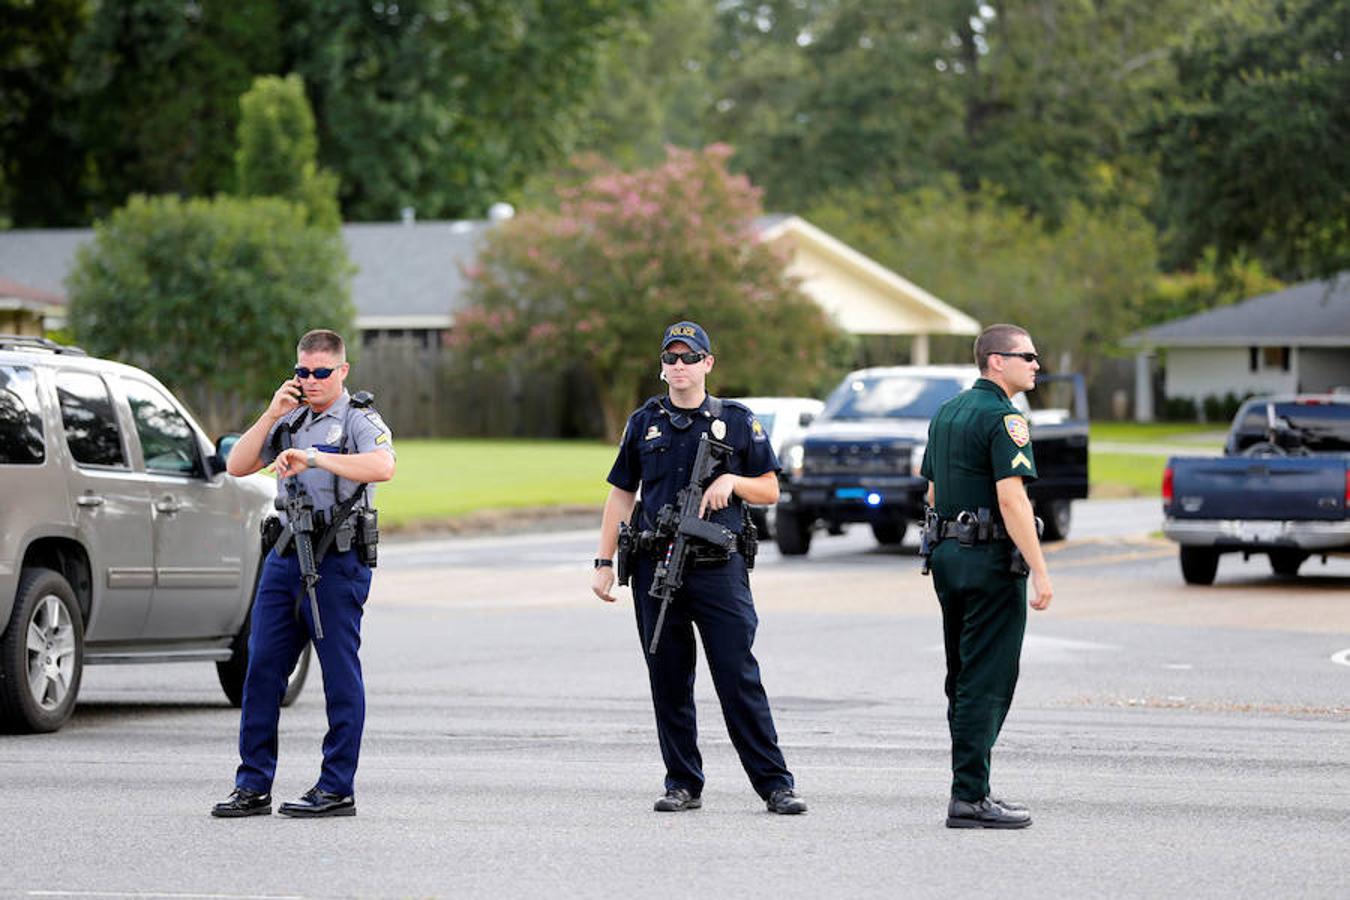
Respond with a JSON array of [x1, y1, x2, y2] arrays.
[[591, 322, 807, 815], [212, 329, 395, 818]]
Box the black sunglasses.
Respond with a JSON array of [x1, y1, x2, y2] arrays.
[[660, 351, 707, 365], [990, 351, 1039, 363], [294, 366, 340, 379]]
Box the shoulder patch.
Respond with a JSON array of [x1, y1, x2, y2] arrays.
[[750, 417, 768, 442], [1003, 414, 1030, 447]]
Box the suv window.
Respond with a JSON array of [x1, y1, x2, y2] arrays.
[[0, 364, 44, 464], [56, 370, 126, 468], [124, 379, 203, 476], [822, 375, 965, 421]]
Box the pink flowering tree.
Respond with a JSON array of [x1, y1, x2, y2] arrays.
[[457, 145, 847, 439]]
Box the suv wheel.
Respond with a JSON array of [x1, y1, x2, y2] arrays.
[[0, 567, 85, 733], [216, 566, 312, 708], [1036, 499, 1072, 542], [217, 623, 312, 709], [774, 509, 812, 556], [871, 521, 907, 545]]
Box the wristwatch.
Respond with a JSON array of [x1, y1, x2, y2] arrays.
[[306, 447, 318, 468], [593, 558, 613, 569]]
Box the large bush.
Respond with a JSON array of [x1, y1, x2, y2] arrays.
[[67, 194, 353, 434], [457, 145, 848, 439]]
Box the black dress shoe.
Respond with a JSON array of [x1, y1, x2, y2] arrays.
[[278, 787, 356, 818], [653, 788, 701, 812], [766, 788, 808, 815], [211, 787, 272, 818], [946, 796, 1031, 829]]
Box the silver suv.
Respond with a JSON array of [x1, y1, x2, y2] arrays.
[[0, 336, 310, 733]]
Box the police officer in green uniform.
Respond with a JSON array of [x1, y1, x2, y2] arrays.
[[919, 323, 1054, 829]]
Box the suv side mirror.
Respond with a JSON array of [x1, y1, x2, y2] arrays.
[[209, 433, 241, 476], [799, 411, 816, 427]]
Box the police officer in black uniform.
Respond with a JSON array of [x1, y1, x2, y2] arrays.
[[591, 322, 807, 815], [212, 329, 395, 819], [919, 323, 1053, 829]]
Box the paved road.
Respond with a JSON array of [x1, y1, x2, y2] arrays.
[[3, 499, 1348, 898]]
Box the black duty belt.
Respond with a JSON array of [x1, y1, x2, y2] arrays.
[[273, 510, 360, 556], [936, 519, 1012, 542]]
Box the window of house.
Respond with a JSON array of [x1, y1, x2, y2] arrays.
[[1261, 346, 1291, 372]]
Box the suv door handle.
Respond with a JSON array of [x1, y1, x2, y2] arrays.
[[76, 493, 105, 508], [154, 496, 181, 514]]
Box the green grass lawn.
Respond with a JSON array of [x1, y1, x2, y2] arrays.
[[1089, 451, 1169, 498], [1090, 421, 1225, 444], [1089, 421, 1223, 497], [377, 438, 616, 527], [373, 432, 1193, 525]]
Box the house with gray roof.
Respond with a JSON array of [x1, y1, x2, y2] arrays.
[[1125, 274, 1350, 420], [0, 213, 978, 360]]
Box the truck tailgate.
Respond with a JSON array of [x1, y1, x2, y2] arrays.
[[1168, 457, 1347, 521]]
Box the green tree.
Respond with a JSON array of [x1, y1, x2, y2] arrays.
[[807, 181, 1160, 379], [573, 0, 715, 168], [70, 0, 283, 216], [701, 0, 1198, 220], [457, 145, 848, 439], [0, 0, 90, 226], [235, 74, 340, 231], [67, 194, 353, 435], [1132, 251, 1283, 329], [1144, 0, 1350, 279], [279, 0, 648, 220]]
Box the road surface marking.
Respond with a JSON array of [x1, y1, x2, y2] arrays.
[[28, 893, 302, 899], [1332, 648, 1350, 668]]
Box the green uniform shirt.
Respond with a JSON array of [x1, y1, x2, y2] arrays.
[[920, 378, 1038, 518]]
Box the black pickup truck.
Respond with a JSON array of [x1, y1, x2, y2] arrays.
[[1163, 395, 1350, 584], [773, 365, 1089, 556]]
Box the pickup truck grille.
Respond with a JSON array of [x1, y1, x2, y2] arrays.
[[803, 443, 909, 476]]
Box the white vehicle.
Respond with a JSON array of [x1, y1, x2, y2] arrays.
[[730, 396, 825, 537]]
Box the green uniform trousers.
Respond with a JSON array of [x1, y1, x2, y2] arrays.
[[931, 538, 1027, 802]]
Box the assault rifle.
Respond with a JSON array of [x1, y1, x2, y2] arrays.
[[273, 409, 325, 640], [646, 433, 737, 654]]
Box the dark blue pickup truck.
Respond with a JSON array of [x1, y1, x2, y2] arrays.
[[1163, 395, 1350, 584], [773, 365, 1089, 556]]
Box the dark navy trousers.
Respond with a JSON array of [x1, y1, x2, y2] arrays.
[[235, 548, 371, 796], [632, 554, 793, 799]]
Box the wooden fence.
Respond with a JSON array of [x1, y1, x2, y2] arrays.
[[351, 341, 605, 439]]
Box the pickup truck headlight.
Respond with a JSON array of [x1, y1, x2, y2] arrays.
[[910, 443, 926, 477], [785, 443, 805, 478]]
